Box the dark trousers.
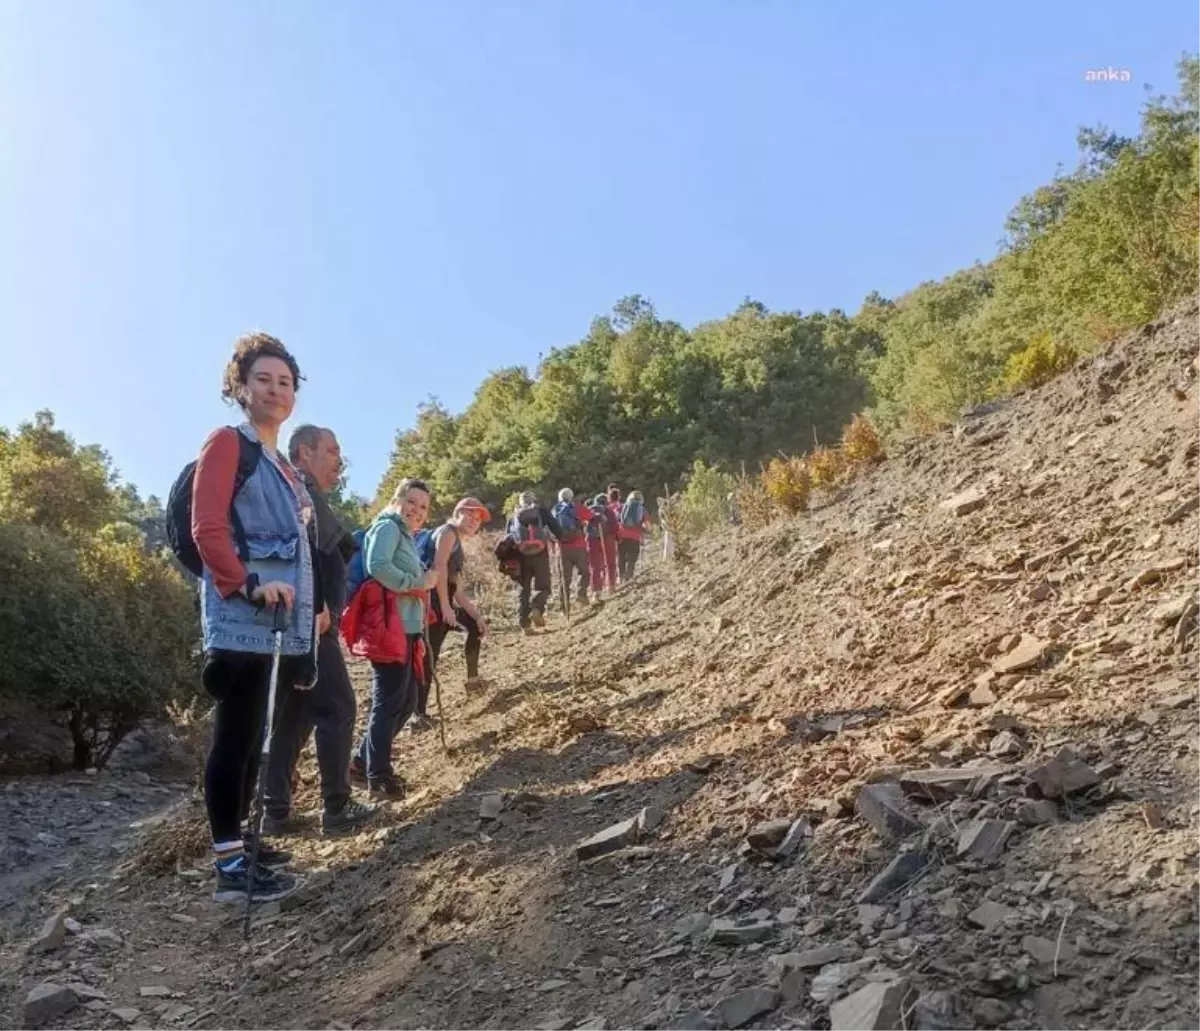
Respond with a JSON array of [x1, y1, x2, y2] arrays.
[[423, 601, 481, 713], [356, 647, 418, 782], [559, 546, 590, 602], [263, 632, 357, 816], [618, 538, 641, 582], [518, 550, 551, 626], [202, 651, 291, 845]]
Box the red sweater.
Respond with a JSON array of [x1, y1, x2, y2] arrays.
[[191, 427, 303, 598]]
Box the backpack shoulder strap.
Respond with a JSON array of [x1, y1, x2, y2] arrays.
[[227, 427, 263, 563], [233, 428, 262, 493]]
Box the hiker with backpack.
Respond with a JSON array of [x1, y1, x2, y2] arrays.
[[507, 490, 564, 633], [419, 496, 492, 717], [551, 488, 592, 610], [616, 489, 651, 583], [586, 492, 619, 597], [346, 479, 437, 798], [179, 332, 320, 905], [260, 425, 377, 837]]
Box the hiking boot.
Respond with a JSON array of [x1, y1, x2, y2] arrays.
[[349, 757, 368, 785], [213, 854, 296, 904], [532, 611, 546, 629], [367, 776, 407, 800], [241, 833, 293, 869], [322, 798, 378, 836], [464, 677, 492, 696], [522, 625, 536, 636], [260, 811, 310, 837]]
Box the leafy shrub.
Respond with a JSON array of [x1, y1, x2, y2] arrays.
[[841, 415, 886, 464], [733, 471, 775, 530], [678, 460, 735, 537], [807, 446, 847, 490], [0, 522, 199, 770], [1001, 333, 1080, 391], [761, 457, 810, 514]]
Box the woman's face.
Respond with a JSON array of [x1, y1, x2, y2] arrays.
[[401, 488, 430, 533], [242, 356, 296, 428], [459, 511, 482, 536]]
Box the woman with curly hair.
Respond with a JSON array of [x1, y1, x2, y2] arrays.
[[191, 332, 326, 904]]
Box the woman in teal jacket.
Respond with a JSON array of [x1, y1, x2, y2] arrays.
[[353, 478, 435, 796]]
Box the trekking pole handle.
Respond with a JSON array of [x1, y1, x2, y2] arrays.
[[273, 601, 288, 633]]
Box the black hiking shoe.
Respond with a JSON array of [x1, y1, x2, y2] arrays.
[[322, 798, 378, 835], [367, 776, 408, 800], [212, 854, 296, 904], [531, 611, 546, 629], [260, 811, 310, 837], [241, 833, 293, 869]]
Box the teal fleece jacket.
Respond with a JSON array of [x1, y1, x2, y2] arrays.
[[363, 514, 426, 634]]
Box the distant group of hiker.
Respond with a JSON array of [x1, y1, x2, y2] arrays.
[[168, 333, 654, 905], [496, 485, 652, 631]]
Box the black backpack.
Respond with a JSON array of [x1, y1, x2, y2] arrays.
[[166, 430, 263, 577]]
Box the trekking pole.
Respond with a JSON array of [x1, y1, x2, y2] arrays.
[[244, 601, 288, 939], [557, 545, 570, 623], [599, 532, 611, 595]]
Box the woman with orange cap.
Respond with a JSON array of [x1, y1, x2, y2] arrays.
[[417, 496, 492, 720]]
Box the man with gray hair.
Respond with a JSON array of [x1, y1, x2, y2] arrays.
[[551, 487, 591, 609], [263, 425, 376, 836]]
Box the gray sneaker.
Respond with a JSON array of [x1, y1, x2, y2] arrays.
[[322, 798, 378, 836]]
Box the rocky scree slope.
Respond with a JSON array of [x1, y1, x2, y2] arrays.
[[3, 297, 1198, 1031]]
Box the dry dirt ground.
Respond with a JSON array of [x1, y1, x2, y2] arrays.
[[2, 299, 1198, 1031]]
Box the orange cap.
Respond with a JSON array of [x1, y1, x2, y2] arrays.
[[454, 496, 490, 522]]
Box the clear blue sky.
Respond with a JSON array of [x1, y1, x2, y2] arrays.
[[1, 2, 1194, 499]]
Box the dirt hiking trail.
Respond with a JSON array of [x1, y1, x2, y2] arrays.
[[2, 299, 1197, 1031]]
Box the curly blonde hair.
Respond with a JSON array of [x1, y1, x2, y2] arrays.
[[221, 333, 303, 411]]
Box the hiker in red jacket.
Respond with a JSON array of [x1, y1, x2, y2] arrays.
[[551, 488, 592, 608], [615, 489, 652, 582]]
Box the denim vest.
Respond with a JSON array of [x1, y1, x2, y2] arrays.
[[200, 424, 316, 657]]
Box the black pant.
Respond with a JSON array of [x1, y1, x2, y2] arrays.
[[559, 547, 589, 602], [202, 650, 296, 845], [618, 539, 641, 582], [423, 597, 481, 713], [357, 649, 418, 783], [518, 550, 551, 625], [263, 632, 357, 816]]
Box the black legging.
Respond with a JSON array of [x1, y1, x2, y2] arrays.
[[421, 593, 481, 714], [202, 651, 284, 845]]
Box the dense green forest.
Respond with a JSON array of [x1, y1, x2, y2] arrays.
[[375, 56, 1198, 516]]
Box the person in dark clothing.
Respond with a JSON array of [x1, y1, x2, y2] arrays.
[[419, 496, 492, 719], [192, 333, 325, 905], [508, 491, 564, 632], [263, 425, 377, 836]]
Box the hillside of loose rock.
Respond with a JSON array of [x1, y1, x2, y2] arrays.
[[2, 298, 1197, 1031]]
